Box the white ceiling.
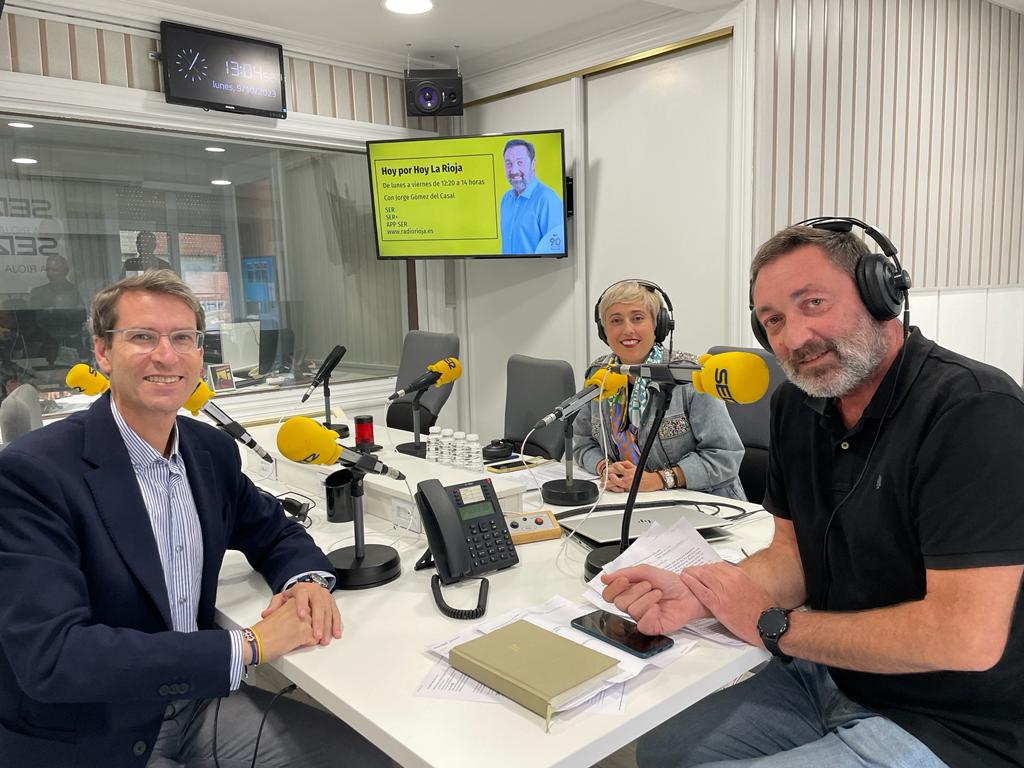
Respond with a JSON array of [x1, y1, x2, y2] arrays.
[[141, 0, 732, 76]]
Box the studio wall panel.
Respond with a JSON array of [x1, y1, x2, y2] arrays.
[[755, 0, 1024, 290]]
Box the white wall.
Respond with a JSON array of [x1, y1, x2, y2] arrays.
[[460, 81, 583, 441]]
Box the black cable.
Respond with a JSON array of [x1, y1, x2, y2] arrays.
[[554, 498, 755, 521], [819, 335, 909, 606], [430, 574, 489, 620], [250, 683, 297, 768]]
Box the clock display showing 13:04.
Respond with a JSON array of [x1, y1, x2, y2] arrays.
[[224, 60, 277, 82]]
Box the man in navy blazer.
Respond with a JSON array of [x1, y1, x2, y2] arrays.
[[0, 271, 391, 767]]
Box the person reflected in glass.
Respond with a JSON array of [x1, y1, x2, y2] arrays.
[[28, 254, 84, 310], [27, 255, 87, 365], [499, 138, 565, 255], [573, 280, 746, 500], [122, 231, 173, 277]]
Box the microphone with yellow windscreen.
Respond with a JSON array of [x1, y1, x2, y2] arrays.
[[277, 416, 342, 465], [183, 380, 215, 416], [65, 364, 109, 395], [691, 351, 770, 404], [584, 367, 629, 399]]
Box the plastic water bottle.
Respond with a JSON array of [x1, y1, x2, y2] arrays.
[[466, 433, 483, 470], [452, 431, 467, 467], [438, 428, 454, 465], [426, 425, 441, 463]]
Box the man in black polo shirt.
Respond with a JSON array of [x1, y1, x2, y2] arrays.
[[602, 224, 1024, 768]]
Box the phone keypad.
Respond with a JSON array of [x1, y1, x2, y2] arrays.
[[466, 519, 516, 570]]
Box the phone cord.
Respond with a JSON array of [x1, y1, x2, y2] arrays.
[[430, 574, 489, 620]]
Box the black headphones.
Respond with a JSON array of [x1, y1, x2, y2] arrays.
[[594, 279, 675, 351], [749, 217, 911, 352]]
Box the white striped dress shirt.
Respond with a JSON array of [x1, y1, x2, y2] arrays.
[[110, 399, 246, 691]]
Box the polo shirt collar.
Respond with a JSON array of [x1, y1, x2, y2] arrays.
[[516, 175, 540, 199], [802, 326, 931, 423]]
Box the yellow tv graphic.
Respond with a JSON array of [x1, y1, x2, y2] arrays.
[[367, 131, 566, 258]]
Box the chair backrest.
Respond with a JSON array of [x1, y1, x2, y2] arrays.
[[387, 331, 460, 432], [503, 354, 576, 459], [707, 346, 786, 503], [0, 383, 43, 443]]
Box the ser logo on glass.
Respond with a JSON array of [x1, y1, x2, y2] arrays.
[[175, 47, 208, 82]]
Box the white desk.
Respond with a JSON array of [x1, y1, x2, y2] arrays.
[[217, 438, 775, 768]]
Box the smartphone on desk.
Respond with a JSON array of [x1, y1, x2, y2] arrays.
[[486, 456, 547, 473], [571, 609, 674, 659]]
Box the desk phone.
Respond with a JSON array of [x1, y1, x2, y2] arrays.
[[414, 478, 519, 619]]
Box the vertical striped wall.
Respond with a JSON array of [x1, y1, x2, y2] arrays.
[[0, 11, 450, 133], [754, 0, 1024, 289]]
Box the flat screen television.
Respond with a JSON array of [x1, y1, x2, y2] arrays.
[[160, 22, 287, 119], [366, 130, 567, 259]]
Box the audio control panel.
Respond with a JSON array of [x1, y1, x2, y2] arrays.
[[507, 510, 562, 545]]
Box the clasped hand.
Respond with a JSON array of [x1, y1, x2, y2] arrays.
[[603, 460, 664, 493], [250, 582, 342, 664], [601, 562, 774, 646]]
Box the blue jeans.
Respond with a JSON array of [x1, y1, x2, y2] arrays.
[[637, 659, 948, 768]]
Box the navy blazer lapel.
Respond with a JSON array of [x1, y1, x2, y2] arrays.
[[178, 425, 224, 626], [81, 394, 173, 629]]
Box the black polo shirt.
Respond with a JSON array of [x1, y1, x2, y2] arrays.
[[764, 328, 1024, 768]]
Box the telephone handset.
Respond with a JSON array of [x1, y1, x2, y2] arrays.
[[414, 478, 519, 619]]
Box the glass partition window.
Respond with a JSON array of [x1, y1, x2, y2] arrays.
[[0, 117, 408, 411]]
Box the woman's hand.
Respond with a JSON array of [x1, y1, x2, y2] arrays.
[[604, 460, 665, 493]]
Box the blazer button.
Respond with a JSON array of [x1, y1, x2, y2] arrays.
[[133, 740, 147, 756], [159, 685, 169, 696], [180, 683, 190, 694]]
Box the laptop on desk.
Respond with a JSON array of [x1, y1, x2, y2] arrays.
[[558, 505, 733, 547]]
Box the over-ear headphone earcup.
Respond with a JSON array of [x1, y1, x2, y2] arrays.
[[594, 303, 608, 343], [750, 311, 772, 352], [653, 307, 672, 344], [856, 254, 903, 321]]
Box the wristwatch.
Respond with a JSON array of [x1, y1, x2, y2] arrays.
[[659, 468, 677, 490], [757, 607, 793, 662], [294, 573, 331, 590]]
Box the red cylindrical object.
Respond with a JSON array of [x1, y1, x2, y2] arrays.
[[354, 415, 374, 446]]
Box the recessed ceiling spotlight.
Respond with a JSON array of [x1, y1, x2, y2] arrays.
[[211, 179, 232, 186], [383, 0, 433, 14], [205, 146, 226, 153], [11, 157, 38, 165], [8, 122, 34, 129]]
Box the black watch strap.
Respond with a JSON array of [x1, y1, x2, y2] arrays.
[[757, 607, 793, 663]]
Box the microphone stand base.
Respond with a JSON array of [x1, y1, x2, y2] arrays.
[[395, 441, 427, 458], [541, 478, 599, 506], [327, 544, 402, 589], [584, 544, 622, 582]]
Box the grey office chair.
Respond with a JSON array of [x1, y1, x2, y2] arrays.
[[0, 383, 43, 444], [387, 331, 460, 432], [503, 354, 576, 459], [707, 346, 785, 504]]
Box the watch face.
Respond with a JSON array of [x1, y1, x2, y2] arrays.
[[759, 608, 789, 638], [175, 47, 208, 82]]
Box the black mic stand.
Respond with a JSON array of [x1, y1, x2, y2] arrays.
[[395, 388, 428, 458], [584, 383, 672, 581], [326, 466, 402, 589], [541, 413, 599, 505], [318, 360, 349, 439]]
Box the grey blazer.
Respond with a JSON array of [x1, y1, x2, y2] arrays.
[[572, 353, 747, 500]]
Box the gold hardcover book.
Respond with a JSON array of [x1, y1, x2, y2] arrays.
[[449, 619, 618, 730]]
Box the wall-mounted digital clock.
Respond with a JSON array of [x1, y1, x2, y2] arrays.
[[160, 22, 287, 120]]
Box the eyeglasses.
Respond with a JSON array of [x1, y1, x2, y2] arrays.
[[107, 328, 204, 353]]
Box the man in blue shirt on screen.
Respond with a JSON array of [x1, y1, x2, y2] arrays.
[[499, 138, 565, 255]]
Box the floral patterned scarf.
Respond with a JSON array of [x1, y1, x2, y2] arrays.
[[603, 344, 664, 463]]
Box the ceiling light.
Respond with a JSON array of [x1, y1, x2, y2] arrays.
[[211, 179, 232, 186], [383, 0, 433, 14], [8, 122, 34, 129], [205, 146, 226, 153], [11, 157, 38, 165]]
